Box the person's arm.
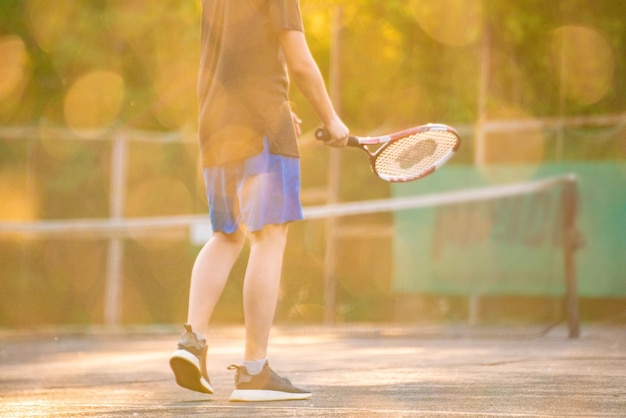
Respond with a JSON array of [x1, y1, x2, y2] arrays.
[[279, 30, 348, 147]]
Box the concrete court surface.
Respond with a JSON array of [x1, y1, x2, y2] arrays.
[[0, 324, 624, 417]]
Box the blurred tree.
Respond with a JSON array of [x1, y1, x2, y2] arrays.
[[1, 0, 624, 133]]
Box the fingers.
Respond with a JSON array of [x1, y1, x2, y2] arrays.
[[325, 134, 348, 148], [315, 127, 349, 147], [323, 121, 350, 147], [291, 111, 302, 136]]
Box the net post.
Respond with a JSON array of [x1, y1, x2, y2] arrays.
[[104, 133, 128, 327], [562, 176, 581, 339], [322, 4, 345, 325]]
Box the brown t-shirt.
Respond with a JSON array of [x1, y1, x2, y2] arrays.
[[198, 0, 304, 166]]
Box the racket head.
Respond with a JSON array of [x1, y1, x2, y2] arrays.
[[371, 124, 460, 182]]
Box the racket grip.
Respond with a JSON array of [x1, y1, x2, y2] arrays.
[[315, 128, 358, 146]]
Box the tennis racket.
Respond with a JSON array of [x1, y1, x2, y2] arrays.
[[315, 124, 460, 182]]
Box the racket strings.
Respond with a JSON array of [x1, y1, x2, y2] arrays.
[[374, 130, 459, 182]]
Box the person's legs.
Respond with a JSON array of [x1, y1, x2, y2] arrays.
[[170, 161, 246, 395], [225, 141, 309, 402], [169, 229, 244, 395], [228, 222, 312, 402], [172, 136, 306, 398], [242, 223, 288, 361], [236, 137, 301, 360], [187, 229, 245, 338]]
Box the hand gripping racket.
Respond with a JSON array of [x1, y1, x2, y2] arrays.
[[315, 124, 461, 182]]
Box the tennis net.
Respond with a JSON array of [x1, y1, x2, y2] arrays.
[[0, 175, 581, 337], [302, 173, 581, 338]]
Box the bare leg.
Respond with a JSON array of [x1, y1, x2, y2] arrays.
[[243, 223, 288, 361], [187, 229, 245, 337]]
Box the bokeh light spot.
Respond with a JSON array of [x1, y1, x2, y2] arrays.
[[0, 170, 38, 221], [0, 35, 29, 109], [63, 71, 125, 136], [25, 0, 76, 54], [153, 62, 197, 129], [549, 25, 614, 105], [105, 0, 168, 47], [410, 0, 483, 46]]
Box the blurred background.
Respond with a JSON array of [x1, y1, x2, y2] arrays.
[[0, 0, 624, 329]]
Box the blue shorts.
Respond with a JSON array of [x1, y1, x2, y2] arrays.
[[203, 138, 303, 234]]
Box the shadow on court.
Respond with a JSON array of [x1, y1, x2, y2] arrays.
[[1, 324, 624, 417]]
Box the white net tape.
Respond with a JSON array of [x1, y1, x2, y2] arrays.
[[0, 174, 578, 238]]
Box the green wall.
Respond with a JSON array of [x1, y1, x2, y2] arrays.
[[392, 163, 626, 297]]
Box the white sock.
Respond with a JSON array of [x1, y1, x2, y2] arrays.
[[242, 358, 267, 375]]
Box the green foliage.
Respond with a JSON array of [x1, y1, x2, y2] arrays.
[[1, 0, 624, 135]]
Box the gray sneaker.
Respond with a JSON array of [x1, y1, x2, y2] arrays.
[[228, 362, 311, 402], [169, 324, 213, 394]]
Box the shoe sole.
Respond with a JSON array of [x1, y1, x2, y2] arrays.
[[229, 389, 312, 402], [169, 349, 214, 394]]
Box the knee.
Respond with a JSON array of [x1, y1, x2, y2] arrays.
[[249, 224, 288, 245], [212, 228, 246, 246]]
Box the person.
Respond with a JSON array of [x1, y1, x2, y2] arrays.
[[169, 0, 349, 402]]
